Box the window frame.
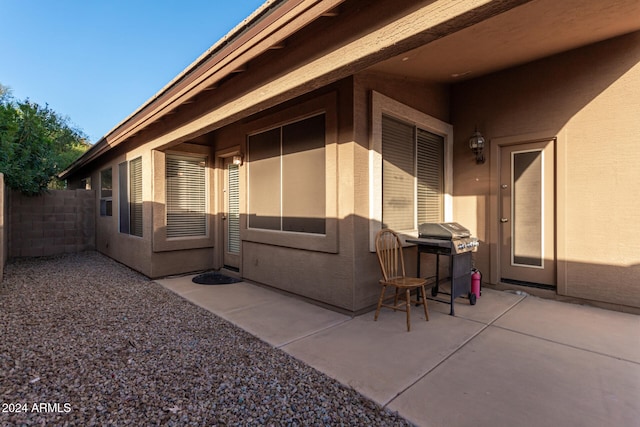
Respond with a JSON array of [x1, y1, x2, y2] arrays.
[[99, 167, 112, 217], [247, 112, 327, 235], [243, 92, 338, 253], [369, 91, 453, 251]]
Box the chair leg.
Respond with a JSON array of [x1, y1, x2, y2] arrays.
[[405, 288, 411, 332], [393, 287, 400, 311], [374, 285, 387, 321], [420, 285, 429, 321]]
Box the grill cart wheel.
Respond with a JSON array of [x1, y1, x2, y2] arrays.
[[431, 285, 439, 297], [469, 292, 477, 305]]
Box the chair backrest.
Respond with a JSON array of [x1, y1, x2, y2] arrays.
[[375, 229, 407, 281]]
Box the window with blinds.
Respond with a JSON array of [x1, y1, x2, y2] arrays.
[[166, 155, 207, 238], [129, 157, 143, 237], [417, 128, 444, 224], [382, 114, 444, 230], [119, 157, 143, 237], [227, 163, 240, 253]]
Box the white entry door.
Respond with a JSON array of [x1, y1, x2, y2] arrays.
[[499, 139, 555, 288]]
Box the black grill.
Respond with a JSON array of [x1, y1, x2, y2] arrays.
[[407, 223, 479, 315]]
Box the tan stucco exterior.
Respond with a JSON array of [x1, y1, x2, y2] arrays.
[[451, 31, 640, 309], [64, 0, 640, 313]]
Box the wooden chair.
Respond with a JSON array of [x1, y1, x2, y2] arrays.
[[374, 229, 429, 331]]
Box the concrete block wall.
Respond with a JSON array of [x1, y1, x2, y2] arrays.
[[9, 189, 96, 258], [0, 174, 6, 281]]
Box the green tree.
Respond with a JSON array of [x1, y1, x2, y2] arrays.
[[0, 84, 90, 195]]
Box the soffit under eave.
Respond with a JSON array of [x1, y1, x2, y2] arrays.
[[368, 0, 640, 83]]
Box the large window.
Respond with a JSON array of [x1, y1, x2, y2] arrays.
[[248, 113, 326, 234], [100, 168, 112, 216], [382, 115, 444, 230], [166, 154, 207, 238], [119, 157, 143, 237], [370, 91, 452, 248]]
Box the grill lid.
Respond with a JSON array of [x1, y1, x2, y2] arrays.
[[419, 222, 471, 240]]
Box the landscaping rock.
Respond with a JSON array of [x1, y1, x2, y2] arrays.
[[0, 252, 411, 426]]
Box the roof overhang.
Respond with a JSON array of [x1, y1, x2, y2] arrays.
[[61, 0, 640, 179], [60, 0, 345, 178], [368, 0, 640, 82]]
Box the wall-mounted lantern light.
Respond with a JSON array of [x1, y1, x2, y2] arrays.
[[232, 154, 243, 166], [469, 127, 486, 164]]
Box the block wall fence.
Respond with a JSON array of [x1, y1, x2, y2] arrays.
[[0, 174, 6, 282], [7, 189, 96, 259]]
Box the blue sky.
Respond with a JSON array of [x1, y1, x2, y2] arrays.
[[0, 1, 266, 143]]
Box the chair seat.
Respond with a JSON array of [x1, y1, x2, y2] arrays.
[[381, 277, 427, 288]]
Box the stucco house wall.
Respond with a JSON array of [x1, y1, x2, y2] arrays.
[[451, 31, 640, 309], [62, 1, 640, 313], [351, 71, 452, 310]]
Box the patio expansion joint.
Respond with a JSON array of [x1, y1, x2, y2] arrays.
[[276, 316, 355, 349], [489, 323, 640, 366], [381, 294, 529, 409]]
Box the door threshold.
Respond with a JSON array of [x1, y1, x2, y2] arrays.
[[501, 278, 556, 291]]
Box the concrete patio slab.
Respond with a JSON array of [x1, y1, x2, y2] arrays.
[[282, 309, 485, 406], [387, 326, 640, 427], [157, 275, 350, 347], [221, 298, 351, 347], [494, 296, 640, 363], [156, 275, 639, 426], [155, 274, 204, 296], [157, 275, 292, 314], [428, 288, 526, 324]]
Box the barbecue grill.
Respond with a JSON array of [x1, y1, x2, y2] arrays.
[[406, 222, 479, 315]]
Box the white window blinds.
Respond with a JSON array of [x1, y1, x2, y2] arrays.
[[417, 128, 444, 224], [382, 115, 415, 230], [119, 157, 142, 236], [382, 115, 444, 230], [129, 157, 143, 237], [166, 155, 207, 238], [227, 163, 240, 253]]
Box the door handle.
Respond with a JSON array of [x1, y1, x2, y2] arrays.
[[500, 218, 509, 223]]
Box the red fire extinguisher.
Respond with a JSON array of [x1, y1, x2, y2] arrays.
[[471, 268, 482, 301]]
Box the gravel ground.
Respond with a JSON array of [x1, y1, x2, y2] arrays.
[[0, 252, 412, 426]]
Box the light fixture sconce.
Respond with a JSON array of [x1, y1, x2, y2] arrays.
[[469, 127, 486, 164], [232, 154, 243, 166]]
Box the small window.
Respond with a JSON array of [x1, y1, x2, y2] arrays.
[[119, 157, 143, 237], [100, 168, 112, 216], [166, 155, 207, 238], [80, 177, 91, 190]]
